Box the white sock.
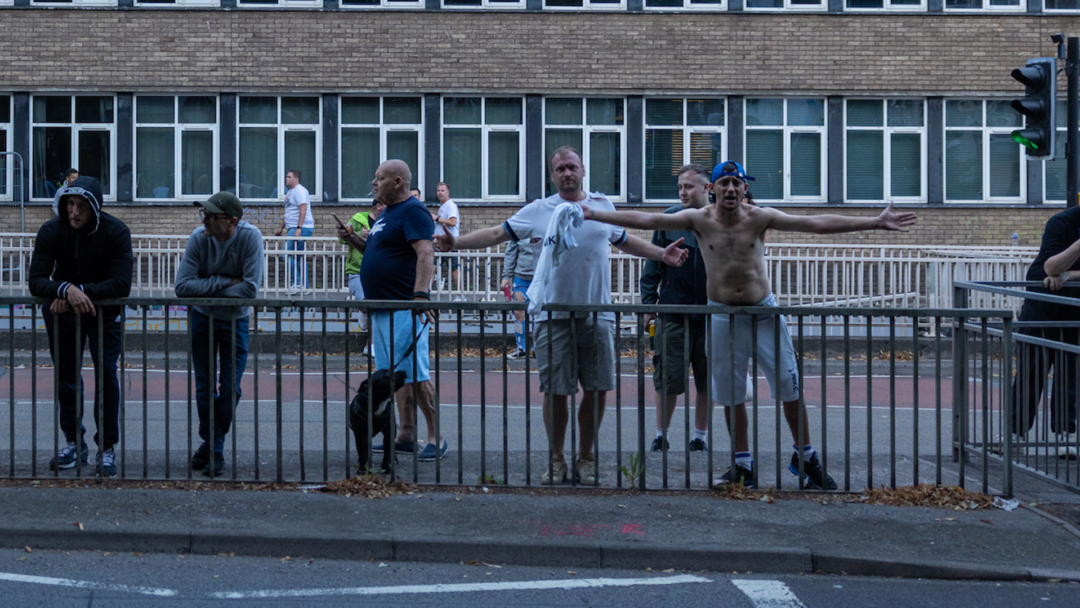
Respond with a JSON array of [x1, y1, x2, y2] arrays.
[[735, 452, 753, 468], [794, 444, 816, 459], [655, 429, 665, 440], [691, 429, 707, 442]]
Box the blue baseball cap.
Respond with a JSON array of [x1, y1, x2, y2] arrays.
[[711, 161, 754, 183]]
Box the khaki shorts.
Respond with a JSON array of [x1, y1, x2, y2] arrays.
[[534, 318, 616, 396], [652, 314, 708, 396]]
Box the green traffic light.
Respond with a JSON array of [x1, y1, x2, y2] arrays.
[[1011, 131, 1039, 150]]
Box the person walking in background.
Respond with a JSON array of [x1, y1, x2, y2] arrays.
[[275, 170, 314, 295], [338, 199, 386, 357], [501, 238, 534, 359], [432, 182, 460, 293]]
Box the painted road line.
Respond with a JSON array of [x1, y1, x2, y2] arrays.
[[0, 571, 177, 597], [213, 574, 712, 599], [732, 579, 807, 608]]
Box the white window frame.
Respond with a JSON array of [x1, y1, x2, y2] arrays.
[[134, 95, 220, 202], [440, 97, 526, 203], [338, 96, 424, 202], [744, 0, 826, 11], [30, 0, 115, 5], [943, 99, 1026, 204], [542, 97, 627, 202], [543, 0, 628, 10], [30, 94, 117, 202], [134, 0, 220, 7], [0, 0, 14, 6], [236, 0, 324, 7], [337, 0, 425, 8], [943, 0, 1025, 11], [643, 0, 727, 11], [843, 99, 927, 204], [441, 0, 526, 8], [843, 0, 925, 11], [236, 95, 322, 203], [0, 95, 11, 203], [743, 98, 827, 203], [643, 97, 726, 203]]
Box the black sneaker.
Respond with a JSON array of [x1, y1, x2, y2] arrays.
[[506, 348, 527, 360], [202, 451, 224, 477], [789, 452, 837, 490], [50, 441, 89, 470], [714, 464, 756, 488], [688, 438, 709, 452], [651, 436, 669, 452], [191, 442, 210, 470]]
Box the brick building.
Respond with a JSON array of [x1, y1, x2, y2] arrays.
[[0, 4, 1075, 245]]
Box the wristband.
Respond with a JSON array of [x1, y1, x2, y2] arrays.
[[412, 291, 431, 300]]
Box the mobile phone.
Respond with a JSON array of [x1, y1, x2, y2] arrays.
[[331, 213, 345, 230]]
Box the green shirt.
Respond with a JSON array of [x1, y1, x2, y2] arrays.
[[341, 211, 371, 275]]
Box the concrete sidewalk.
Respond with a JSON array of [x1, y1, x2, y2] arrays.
[[1, 481, 1078, 582]]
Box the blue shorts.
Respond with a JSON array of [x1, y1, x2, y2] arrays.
[[512, 276, 531, 301], [371, 310, 430, 383]]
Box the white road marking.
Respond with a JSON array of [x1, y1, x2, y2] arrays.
[[732, 579, 807, 608], [214, 573, 712, 599], [0, 571, 178, 597]]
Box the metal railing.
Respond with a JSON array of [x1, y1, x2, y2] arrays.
[[954, 281, 1079, 494], [0, 296, 1015, 495], [0, 235, 1036, 330]]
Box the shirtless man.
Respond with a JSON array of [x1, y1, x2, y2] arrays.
[[583, 161, 917, 489]]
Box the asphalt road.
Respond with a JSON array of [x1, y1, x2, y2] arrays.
[[0, 548, 1075, 608]]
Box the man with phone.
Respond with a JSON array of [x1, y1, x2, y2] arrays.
[[337, 201, 386, 356]]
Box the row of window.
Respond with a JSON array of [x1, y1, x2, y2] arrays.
[[0, 94, 1070, 205], [3, 0, 1079, 10]]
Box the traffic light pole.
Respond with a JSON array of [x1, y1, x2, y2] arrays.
[[1068, 37, 1079, 208]]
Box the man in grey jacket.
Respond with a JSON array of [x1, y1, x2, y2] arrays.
[[500, 239, 535, 359], [175, 192, 264, 476]]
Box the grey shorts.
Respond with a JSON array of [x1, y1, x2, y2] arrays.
[[652, 314, 708, 395], [709, 293, 799, 406], [534, 318, 617, 396]]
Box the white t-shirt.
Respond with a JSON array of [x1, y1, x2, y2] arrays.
[[502, 192, 627, 322], [284, 183, 314, 230], [433, 200, 460, 238]]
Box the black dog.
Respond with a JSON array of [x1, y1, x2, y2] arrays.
[[349, 369, 406, 474]]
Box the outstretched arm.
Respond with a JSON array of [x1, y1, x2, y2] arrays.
[[436, 224, 509, 252], [617, 234, 688, 267], [766, 202, 917, 235], [583, 205, 696, 232]]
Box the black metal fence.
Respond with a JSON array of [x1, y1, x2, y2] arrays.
[[0, 296, 1018, 495]]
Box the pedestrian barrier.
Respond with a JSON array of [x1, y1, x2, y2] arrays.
[[0, 296, 1017, 496], [954, 281, 1080, 494]]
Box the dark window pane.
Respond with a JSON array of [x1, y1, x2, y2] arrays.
[[33, 127, 70, 198], [646, 0, 683, 6], [846, 130, 883, 200], [546, 99, 582, 125], [489, 131, 520, 197], [745, 99, 783, 127], [788, 99, 825, 127], [0, 96, 12, 123], [887, 100, 924, 127], [545, 128, 582, 197], [587, 98, 623, 126], [79, 130, 111, 194], [284, 131, 317, 194], [386, 131, 419, 189], [589, 131, 621, 197], [687, 99, 724, 127], [946, 100, 982, 128], [846, 100, 883, 127], [239, 127, 277, 199], [342, 98, 380, 124], [646, 100, 683, 127], [34, 97, 72, 124], [689, 132, 723, 171], [75, 97, 114, 124], [645, 128, 680, 199], [445, 0, 483, 5], [137, 97, 174, 124], [444, 98, 482, 125], [486, 98, 522, 125], [945, 130, 982, 200], [745, 130, 782, 199], [240, 97, 278, 125], [136, 127, 174, 198], [341, 128, 380, 199], [182, 131, 214, 196], [443, 128, 482, 199], [282, 97, 320, 125], [385, 98, 422, 124], [179, 97, 216, 124]]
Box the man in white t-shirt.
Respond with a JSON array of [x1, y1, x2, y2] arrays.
[[275, 169, 315, 294], [432, 182, 460, 291], [435, 146, 688, 487]]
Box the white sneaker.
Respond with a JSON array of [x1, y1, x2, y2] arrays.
[[1057, 433, 1078, 460], [286, 285, 301, 295], [362, 345, 371, 357]]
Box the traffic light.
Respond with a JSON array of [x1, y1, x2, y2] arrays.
[[1010, 57, 1057, 159]]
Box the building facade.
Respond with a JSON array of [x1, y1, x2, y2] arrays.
[[0, 4, 1075, 244]]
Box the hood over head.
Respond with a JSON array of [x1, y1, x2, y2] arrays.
[[56, 176, 103, 233]]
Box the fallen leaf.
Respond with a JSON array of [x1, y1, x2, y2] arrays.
[[24, 547, 31, 553], [662, 568, 675, 573], [281, 556, 292, 562], [76, 522, 83, 531], [980, 519, 993, 525], [17, 557, 25, 561]]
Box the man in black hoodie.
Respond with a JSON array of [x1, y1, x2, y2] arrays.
[[29, 176, 133, 477]]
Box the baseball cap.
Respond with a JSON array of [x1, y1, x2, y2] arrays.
[[195, 191, 243, 219], [711, 161, 755, 183]]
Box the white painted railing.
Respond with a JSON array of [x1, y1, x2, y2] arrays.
[[0, 234, 1038, 323]]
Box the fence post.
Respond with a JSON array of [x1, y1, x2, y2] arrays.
[[1001, 316, 1014, 498], [952, 285, 968, 463]]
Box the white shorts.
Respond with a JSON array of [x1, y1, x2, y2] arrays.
[[709, 293, 799, 406]]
